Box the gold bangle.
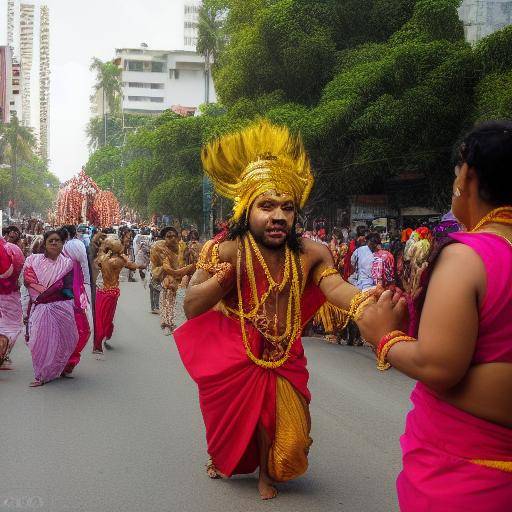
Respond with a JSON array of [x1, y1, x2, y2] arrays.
[[377, 335, 416, 371], [353, 296, 376, 321]]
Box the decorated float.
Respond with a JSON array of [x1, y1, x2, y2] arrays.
[[55, 168, 120, 227]]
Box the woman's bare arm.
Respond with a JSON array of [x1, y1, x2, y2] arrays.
[[359, 243, 483, 392]]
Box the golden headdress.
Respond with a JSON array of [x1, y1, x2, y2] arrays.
[[201, 120, 314, 221]]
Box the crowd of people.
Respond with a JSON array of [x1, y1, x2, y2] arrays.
[[2, 119, 511, 509], [0, 222, 201, 385]]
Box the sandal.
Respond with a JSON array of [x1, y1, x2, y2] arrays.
[[29, 379, 44, 387]]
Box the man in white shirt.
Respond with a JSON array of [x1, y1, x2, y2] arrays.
[[349, 233, 381, 290]]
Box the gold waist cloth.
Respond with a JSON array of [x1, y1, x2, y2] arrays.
[[470, 459, 512, 473], [268, 376, 312, 482]]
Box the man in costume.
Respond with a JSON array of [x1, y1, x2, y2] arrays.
[[92, 238, 143, 354], [150, 227, 196, 335], [174, 120, 376, 500]]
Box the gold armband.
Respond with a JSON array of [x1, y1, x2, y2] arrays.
[[314, 267, 339, 287]]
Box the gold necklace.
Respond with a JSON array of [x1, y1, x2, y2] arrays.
[[470, 206, 512, 232], [237, 238, 303, 369]]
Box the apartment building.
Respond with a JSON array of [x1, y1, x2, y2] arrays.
[[114, 46, 216, 116]]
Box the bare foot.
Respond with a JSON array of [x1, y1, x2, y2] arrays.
[[206, 458, 220, 479], [258, 476, 278, 500], [92, 350, 104, 360], [29, 380, 44, 387]]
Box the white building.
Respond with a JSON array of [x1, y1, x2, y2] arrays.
[[19, 2, 34, 127], [459, 0, 512, 42], [184, 0, 201, 50], [39, 4, 49, 161], [114, 46, 216, 116]]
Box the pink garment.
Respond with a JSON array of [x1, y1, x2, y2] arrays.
[[449, 232, 512, 363], [62, 241, 91, 372], [24, 253, 78, 384], [0, 238, 24, 350], [398, 384, 512, 511], [398, 232, 512, 510]]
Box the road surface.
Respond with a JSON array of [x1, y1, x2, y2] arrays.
[[1, 281, 414, 512]]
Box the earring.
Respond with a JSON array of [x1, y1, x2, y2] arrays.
[[454, 187, 462, 198]]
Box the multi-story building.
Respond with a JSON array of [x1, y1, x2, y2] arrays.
[[0, 46, 11, 124], [39, 5, 50, 161], [459, 0, 512, 42], [113, 46, 216, 116], [184, 0, 201, 50], [19, 2, 34, 127]]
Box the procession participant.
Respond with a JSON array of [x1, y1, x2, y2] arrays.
[[23, 231, 78, 387], [175, 120, 374, 500], [3, 226, 22, 247], [178, 228, 189, 267], [0, 235, 25, 368], [119, 227, 136, 282], [134, 228, 151, 282], [348, 233, 380, 290], [92, 238, 143, 354], [60, 226, 91, 375], [150, 227, 195, 335], [358, 121, 512, 511]]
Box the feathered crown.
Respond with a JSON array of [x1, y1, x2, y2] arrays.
[[201, 120, 314, 221]]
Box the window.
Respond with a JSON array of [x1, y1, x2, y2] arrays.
[[150, 83, 164, 89], [128, 82, 145, 88], [151, 61, 164, 73], [128, 96, 164, 103], [169, 69, 180, 79], [126, 60, 143, 72]]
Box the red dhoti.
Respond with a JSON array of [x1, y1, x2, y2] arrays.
[[93, 287, 120, 351], [174, 283, 325, 479]]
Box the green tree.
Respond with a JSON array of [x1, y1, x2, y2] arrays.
[[0, 114, 37, 214], [197, 3, 226, 104]]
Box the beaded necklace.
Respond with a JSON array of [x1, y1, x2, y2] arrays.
[[236, 235, 303, 369], [470, 206, 512, 233]]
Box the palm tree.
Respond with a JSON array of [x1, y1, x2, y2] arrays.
[[197, 5, 225, 104], [0, 113, 36, 216], [89, 58, 123, 147]]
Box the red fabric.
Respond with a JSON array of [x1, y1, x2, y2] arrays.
[[65, 309, 90, 373], [93, 288, 120, 351], [174, 280, 325, 478], [342, 240, 356, 280]]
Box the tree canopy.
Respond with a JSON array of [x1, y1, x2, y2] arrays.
[[84, 0, 512, 225]]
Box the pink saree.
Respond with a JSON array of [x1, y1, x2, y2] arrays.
[[0, 238, 25, 354], [24, 253, 79, 384], [398, 232, 512, 511]]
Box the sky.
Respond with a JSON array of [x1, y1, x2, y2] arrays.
[[2, 0, 184, 180]]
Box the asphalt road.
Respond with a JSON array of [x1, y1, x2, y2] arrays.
[[1, 281, 414, 512]]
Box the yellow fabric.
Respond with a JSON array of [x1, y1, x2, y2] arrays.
[[314, 302, 350, 335], [268, 377, 312, 482], [470, 459, 512, 473], [201, 120, 314, 221]]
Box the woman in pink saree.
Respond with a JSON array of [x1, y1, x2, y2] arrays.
[[0, 235, 25, 368], [24, 231, 78, 387], [359, 122, 512, 511]]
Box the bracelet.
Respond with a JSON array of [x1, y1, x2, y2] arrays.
[[376, 331, 416, 371], [353, 295, 376, 321], [338, 290, 374, 330], [376, 330, 405, 356]]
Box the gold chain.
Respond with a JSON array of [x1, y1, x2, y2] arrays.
[[470, 206, 512, 232], [237, 236, 303, 369], [247, 232, 290, 292]]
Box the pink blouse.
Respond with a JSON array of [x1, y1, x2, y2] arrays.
[[450, 232, 512, 364]]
